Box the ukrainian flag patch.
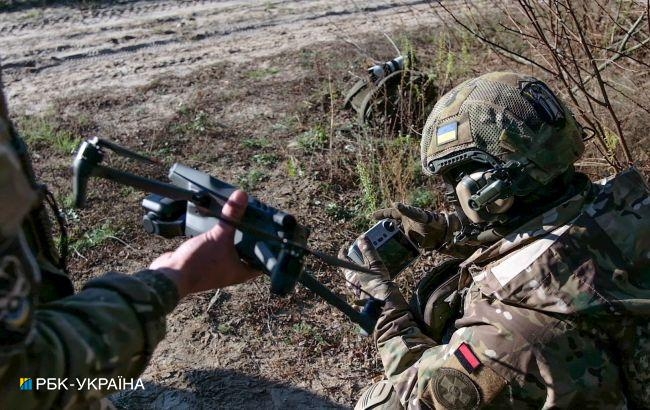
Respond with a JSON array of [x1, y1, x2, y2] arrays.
[[436, 122, 458, 145]]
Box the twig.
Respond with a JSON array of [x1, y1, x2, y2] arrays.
[[73, 249, 88, 260], [382, 32, 401, 56], [566, 1, 632, 164], [572, 37, 650, 94], [207, 289, 222, 311], [108, 235, 135, 251], [435, 0, 557, 75]]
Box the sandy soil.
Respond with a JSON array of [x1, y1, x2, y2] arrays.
[[2, 0, 443, 113]]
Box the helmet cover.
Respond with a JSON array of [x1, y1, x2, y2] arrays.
[[421, 72, 584, 185]]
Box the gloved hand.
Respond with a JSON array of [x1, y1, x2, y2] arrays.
[[339, 236, 391, 301], [372, 202, 448, 249]]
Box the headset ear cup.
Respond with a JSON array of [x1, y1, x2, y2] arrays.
[[455, 173, 486, 223], [456, 183, 483, 223], [486, 196, 515, 215], [455, 171, 516, 224]]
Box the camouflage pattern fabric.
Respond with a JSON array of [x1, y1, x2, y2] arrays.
[[362, 168, 650, 409], [0, 100, 179, 409], [420, 71, 585, 186]]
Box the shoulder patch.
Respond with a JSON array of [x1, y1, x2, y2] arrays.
[[455, 342, 482, 373], [430, 367, 480, 410]]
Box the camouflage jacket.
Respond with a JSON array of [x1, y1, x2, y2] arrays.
[[374, 169, 650, 408], [0, 114, 179, 409]]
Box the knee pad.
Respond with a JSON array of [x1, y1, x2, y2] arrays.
[[355, 380, 403, 410]]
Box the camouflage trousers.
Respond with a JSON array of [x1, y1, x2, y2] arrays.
[[359, 290, 650, 409]]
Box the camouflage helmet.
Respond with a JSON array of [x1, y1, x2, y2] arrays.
[[421, 72, 584, 186]]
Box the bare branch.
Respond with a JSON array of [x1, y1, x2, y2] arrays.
[[566, 1, 633, 163], [435, 0, 557, 75]]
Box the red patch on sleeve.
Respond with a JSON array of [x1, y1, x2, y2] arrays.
[[455, 342, 482, 373]]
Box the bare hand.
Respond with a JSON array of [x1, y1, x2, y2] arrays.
[[150, 190, 260, 298]]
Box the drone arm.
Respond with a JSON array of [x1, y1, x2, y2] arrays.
[[298, 273, 377, 335], [81, 164, 198, 205]]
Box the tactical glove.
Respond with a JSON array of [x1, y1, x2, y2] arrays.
[[372, 203, 448, 249], [339, 237, 391, 301]]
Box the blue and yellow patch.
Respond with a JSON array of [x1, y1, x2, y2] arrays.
[[20, 378, 32, 390], [436, 122, 458, 145]]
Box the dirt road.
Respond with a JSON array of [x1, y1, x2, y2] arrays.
[[2, 0, 442, 114]]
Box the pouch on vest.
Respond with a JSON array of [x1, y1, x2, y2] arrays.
[[410, 258, 463, 343]]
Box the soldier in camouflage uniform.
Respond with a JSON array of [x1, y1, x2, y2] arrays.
[[0, 78, 259, 409], [345, 72, 650, 409]]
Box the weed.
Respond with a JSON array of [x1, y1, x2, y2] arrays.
[[19, 115, 80, 154], [291, 322, 327, 346], [58, 193, 80, 224], [189, 111, 211, 133], [324, 202, 354, 221], [171, 109, 217, 136], [286, 156, 303, 178], [217, 323, 233, 334], [296, 125, 328, 153], [71, 223, 118, 254], [271, 116, 299, 134], [357, 162, 378, 213], [246, 67, 280, 79], [409, 187, 437, 209], [120, 186, 138, 198], [238, 169, 266, 190], [252, 153, 279, 167], [154, 145, 177, 160], [60, 193, 76, 209], [603, 127, 619, 153], [242, 136, 271, 149]]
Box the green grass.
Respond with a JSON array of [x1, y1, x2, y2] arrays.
[[356, 161, 378, 213], [286, 156, 303, 178], [70, 223, 119, 254], [242, 136, 272, 149], [409, 187, 437, 209], [238, 169, 267, 190], [252, 153, 279, 167], [296, 125, 328, 153], [245, 67, 280, 79], [18, 115, 81, 154]]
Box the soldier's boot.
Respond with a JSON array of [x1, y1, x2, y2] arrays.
[[354, 380, 403, 410]]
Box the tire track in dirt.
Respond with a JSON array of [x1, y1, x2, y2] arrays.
[[3, 0, 432, 72], [1, 0, 460, 113]]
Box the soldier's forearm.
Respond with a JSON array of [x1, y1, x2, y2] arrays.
[[0, 270, 178, 409], [375, 284, 437, 378]]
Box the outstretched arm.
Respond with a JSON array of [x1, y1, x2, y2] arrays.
[[0, 190, 259, 409]]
